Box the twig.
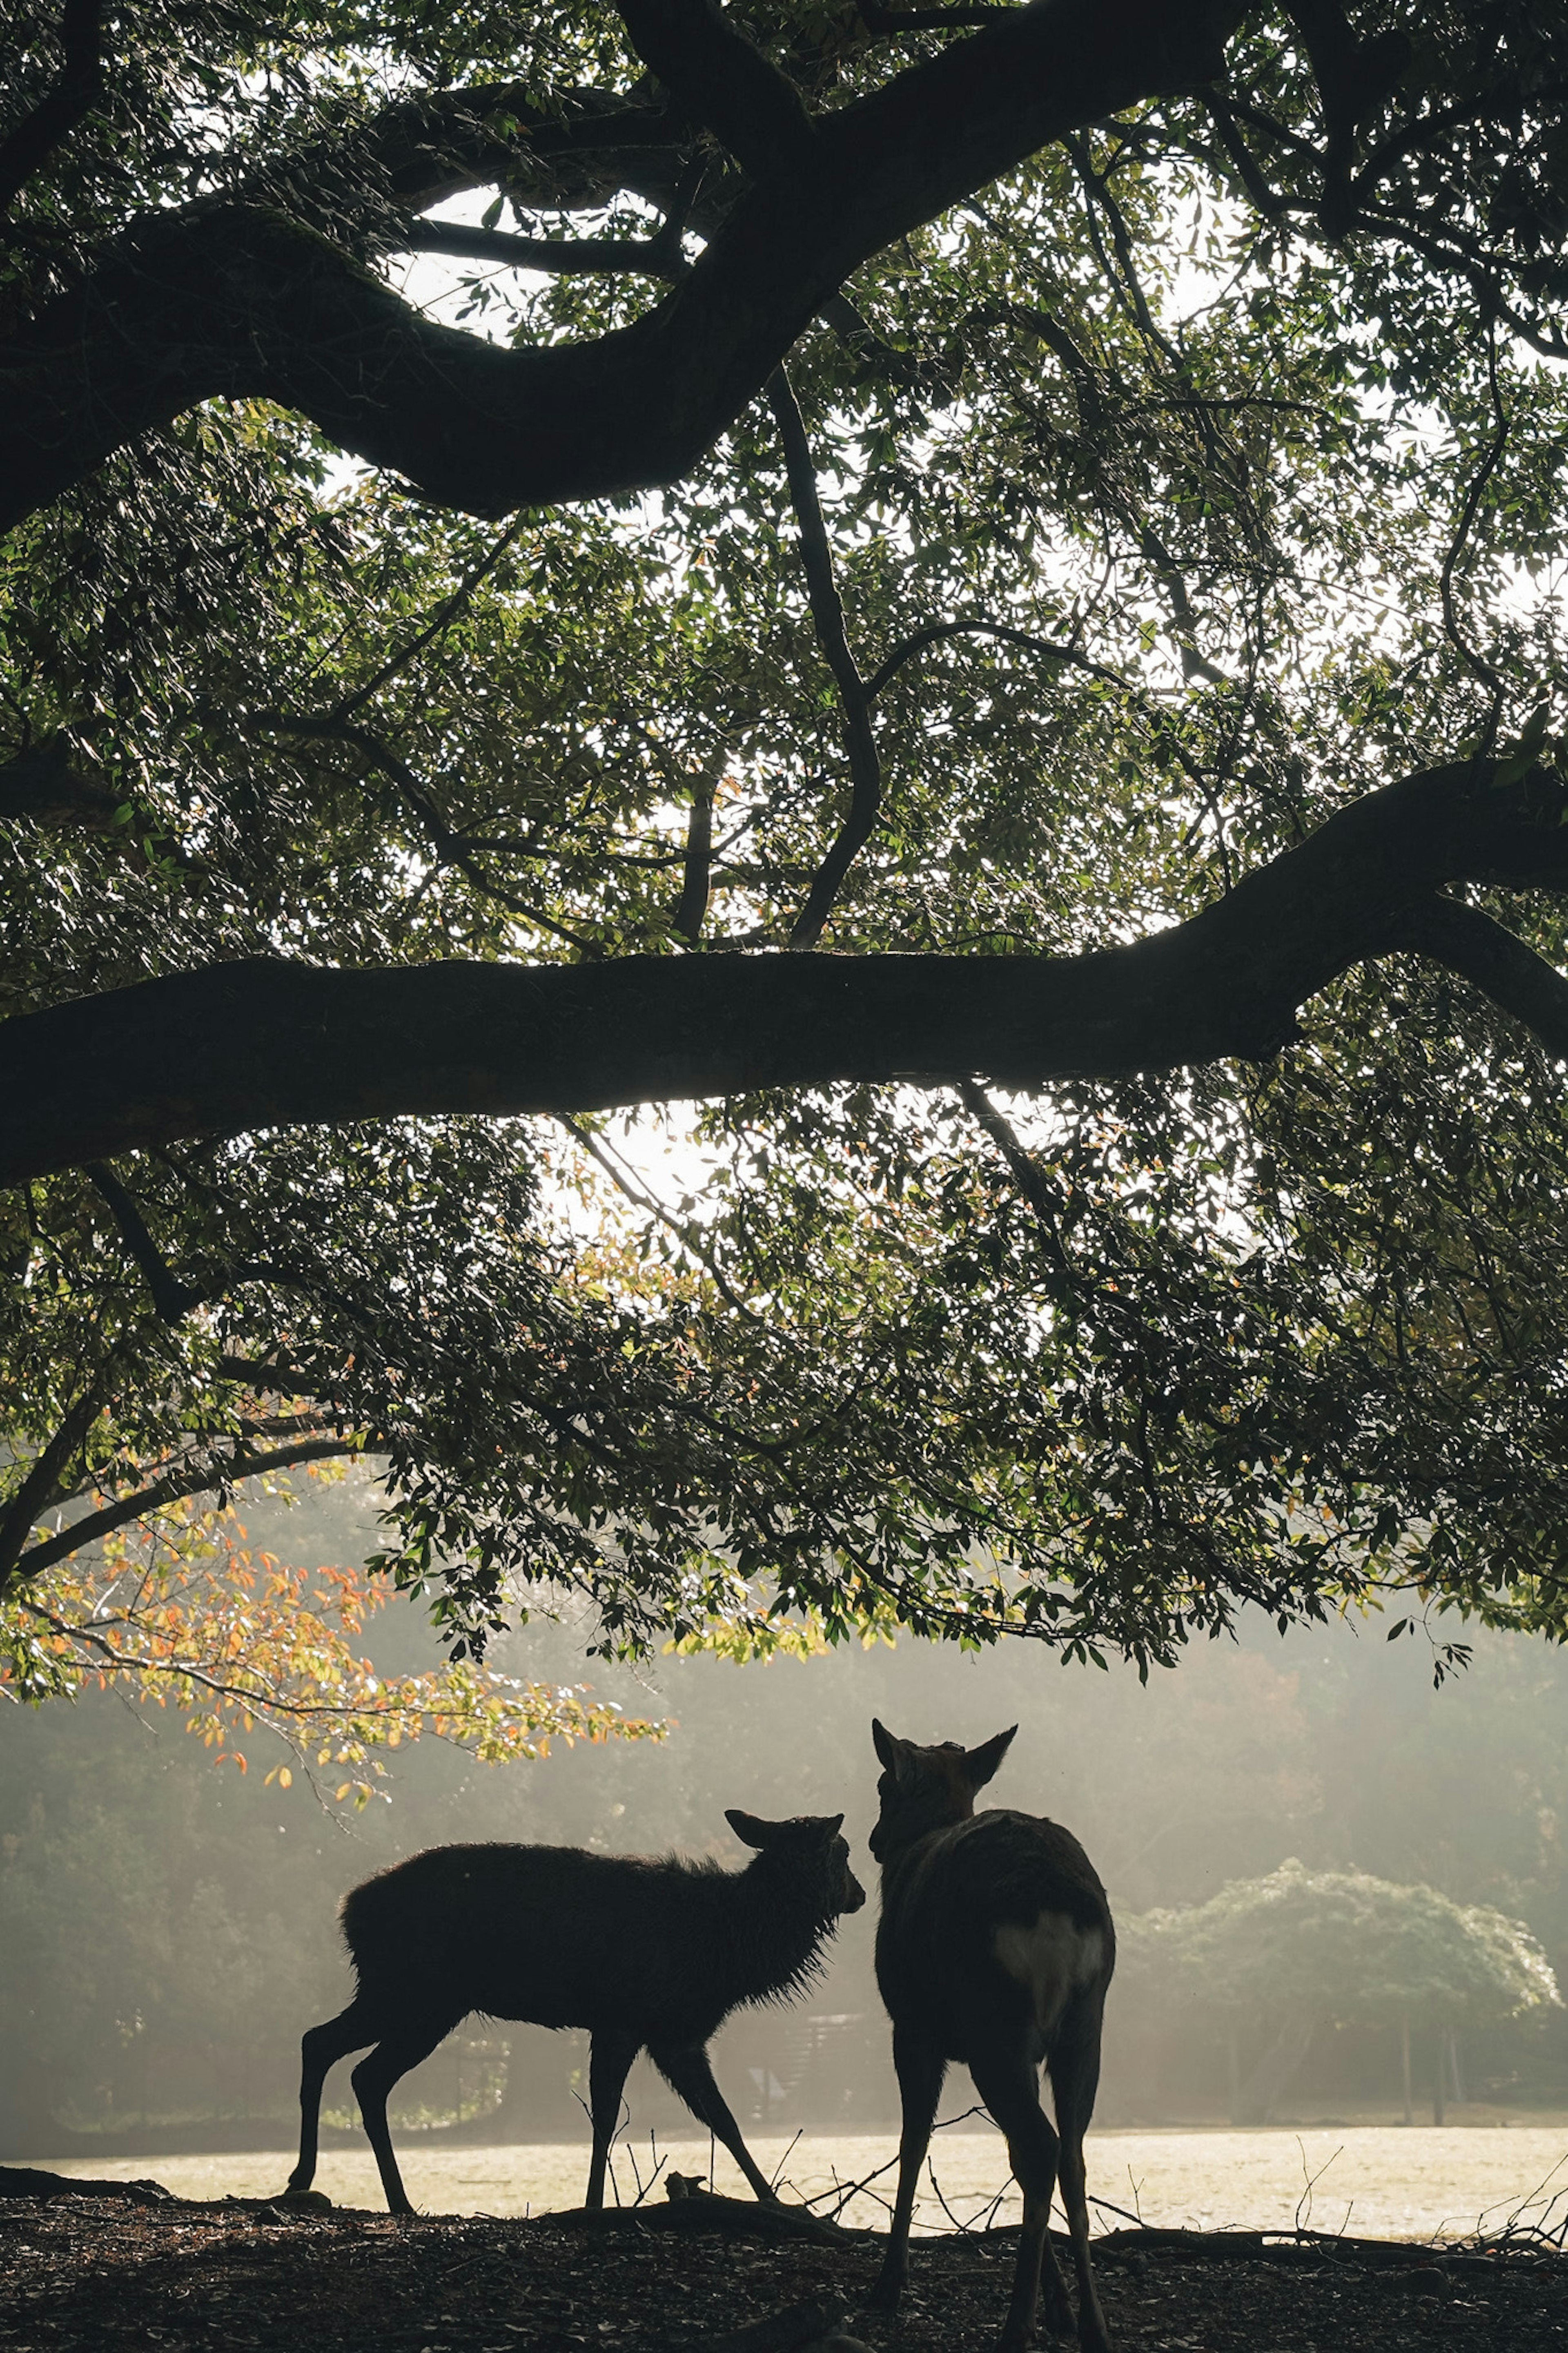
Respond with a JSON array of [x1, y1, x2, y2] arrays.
[[1439, 324, 1510, 732], [328, 517, 530, 725], [768, 2129, 804, 2193]]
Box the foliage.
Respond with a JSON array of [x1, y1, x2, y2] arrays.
[[0, 1476, 658, 1804], [4, 0, 1568, 1671], [1122, 1859, 1562, 2028]]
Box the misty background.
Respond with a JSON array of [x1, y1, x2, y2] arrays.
[[4, 1470, 1567, 2161]]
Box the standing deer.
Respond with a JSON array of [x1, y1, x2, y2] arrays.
[[867, 1720, 1114, 2353], [286, 1811, 865, 2215]]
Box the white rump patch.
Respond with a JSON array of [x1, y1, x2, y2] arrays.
[[992, 1913, 1106, 2040]]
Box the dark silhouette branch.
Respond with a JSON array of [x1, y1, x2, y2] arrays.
[[4, 762, 1567, 1189], [864, 616, 1126, 703], [1392, 896, 1568, 1059], [673, 767, 717, 943], [0, 0, 104, 216], [767, 368, 880, 950], [0, 1384, 108, 1584], [85, 1162, 205, 1323], [612, 0, 813, 179], [0, 0, 1238, 529], [250, 711, 596, 951], [8, 1437, 364, 1588]]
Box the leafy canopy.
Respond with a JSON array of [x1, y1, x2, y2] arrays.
[[1122, 1859, 1562, 2026], [4, 0, 1568, 1672]]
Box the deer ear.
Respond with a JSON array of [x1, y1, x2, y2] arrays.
[[871, 1718, 902, 1771], [822, 1813, 845, 1838], [965, 1725, 1017, 1789], [725, 1808, 773, 1849]]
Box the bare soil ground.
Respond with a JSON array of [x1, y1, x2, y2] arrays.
[[3, 2185, 1568, 2353]]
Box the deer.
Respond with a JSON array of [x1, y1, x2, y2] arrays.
[[285, 1810, 865, 2216], [867, 1720, 1115, 2353]]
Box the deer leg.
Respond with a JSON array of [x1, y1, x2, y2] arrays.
[[586, 2027, 641, 2210], [647, 2038, 778, 2202], [350, 2015, 455, 2216], [287, 1999, 378, 2197], [1050, 1997, 1112, 2353], [868, 2023, 946, 2311], [969, 2045, 1067, 2352]]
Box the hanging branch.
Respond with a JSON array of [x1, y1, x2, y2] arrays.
[[766, 368, 882, 950], [672, 767, 717, 943], [85, 1163, 205, 1324]]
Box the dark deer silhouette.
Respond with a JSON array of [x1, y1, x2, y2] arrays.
[[286, 1811, 865, 2215], [868, 1720, 1115, 2353]]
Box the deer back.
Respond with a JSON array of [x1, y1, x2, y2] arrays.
[[341, 1825, 858, 2047], [876, 1807, 1113, 2035]]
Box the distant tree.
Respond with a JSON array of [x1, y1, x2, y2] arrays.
[[1122, 1858, 1560, 2123]]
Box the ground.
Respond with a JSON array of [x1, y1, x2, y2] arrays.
[[5, 2186, 1568, 2353]]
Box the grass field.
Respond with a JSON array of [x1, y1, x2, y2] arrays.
[[29, 2120, 1568, 2245]]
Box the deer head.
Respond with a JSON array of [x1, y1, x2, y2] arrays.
[[867, 1719, 1017, 1862]]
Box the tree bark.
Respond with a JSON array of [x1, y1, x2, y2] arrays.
[[3, 761, 1566, 1188], [0, 0, 1238, 527]]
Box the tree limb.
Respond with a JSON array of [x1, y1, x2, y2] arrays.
[[612, 0, 813, 179], [8, 1437, 363, 1589], [0, 0, 1238, 529], [3, 763, 1566, 1188], [85, 1162, 205, 1323], [0, 0, 103, 216], [767, 368, 880, 949]]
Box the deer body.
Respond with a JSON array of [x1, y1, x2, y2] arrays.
[[286, 1813, 864, 2215], [869, 1722, 1114, 2353]]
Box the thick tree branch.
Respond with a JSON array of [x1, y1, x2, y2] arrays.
[[0, 0, 103, 216], [613, 0, 813, 179], [0, 1385, 107, 1583], [2, 763, 1566, 1187], [672, 765, 717, 943], [1393, 896, 1568, 1059], [0, 0, 1237, 530]]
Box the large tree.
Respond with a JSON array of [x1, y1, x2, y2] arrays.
[[4, 0, 1568, 1666]]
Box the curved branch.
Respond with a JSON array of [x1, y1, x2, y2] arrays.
[[613, 0, 813, 178], [9, 1437, 363, 1588], [1393, 895, 1568, 1057], [0, 0, 1237, 529], [3, 763, 1567, 1187], [0, 0, 103, 216]]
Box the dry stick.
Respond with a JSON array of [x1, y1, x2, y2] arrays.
[[766, 368, 882, 951], [768, 2128, 804, 2194]]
